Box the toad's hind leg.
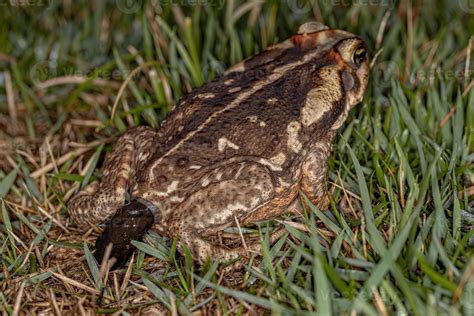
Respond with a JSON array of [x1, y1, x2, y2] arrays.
[[169, 162, 288, 263], [68, 126, 158, 228]]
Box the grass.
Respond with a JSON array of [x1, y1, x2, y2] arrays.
[[0, 0, 473, 314]]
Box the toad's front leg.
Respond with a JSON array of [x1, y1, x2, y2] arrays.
[[300, 142, 333, 210]]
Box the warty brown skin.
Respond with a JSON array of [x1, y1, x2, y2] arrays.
[[68, 23, 370, 264]]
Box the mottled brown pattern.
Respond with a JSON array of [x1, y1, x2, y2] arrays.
[[68, 22, 370, 264]]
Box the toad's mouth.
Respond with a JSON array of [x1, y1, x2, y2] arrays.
[[94, 199, 155, 269]]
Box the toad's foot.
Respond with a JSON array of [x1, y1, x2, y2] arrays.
[[94, 199, 155, 269]]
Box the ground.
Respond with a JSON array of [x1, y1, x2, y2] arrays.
[[0, 0, 473, 314]]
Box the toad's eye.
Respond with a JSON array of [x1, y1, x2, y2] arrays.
[[352, 46, 367, 66]]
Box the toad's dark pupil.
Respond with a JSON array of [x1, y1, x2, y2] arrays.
[[353, 48, 367, 65]]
